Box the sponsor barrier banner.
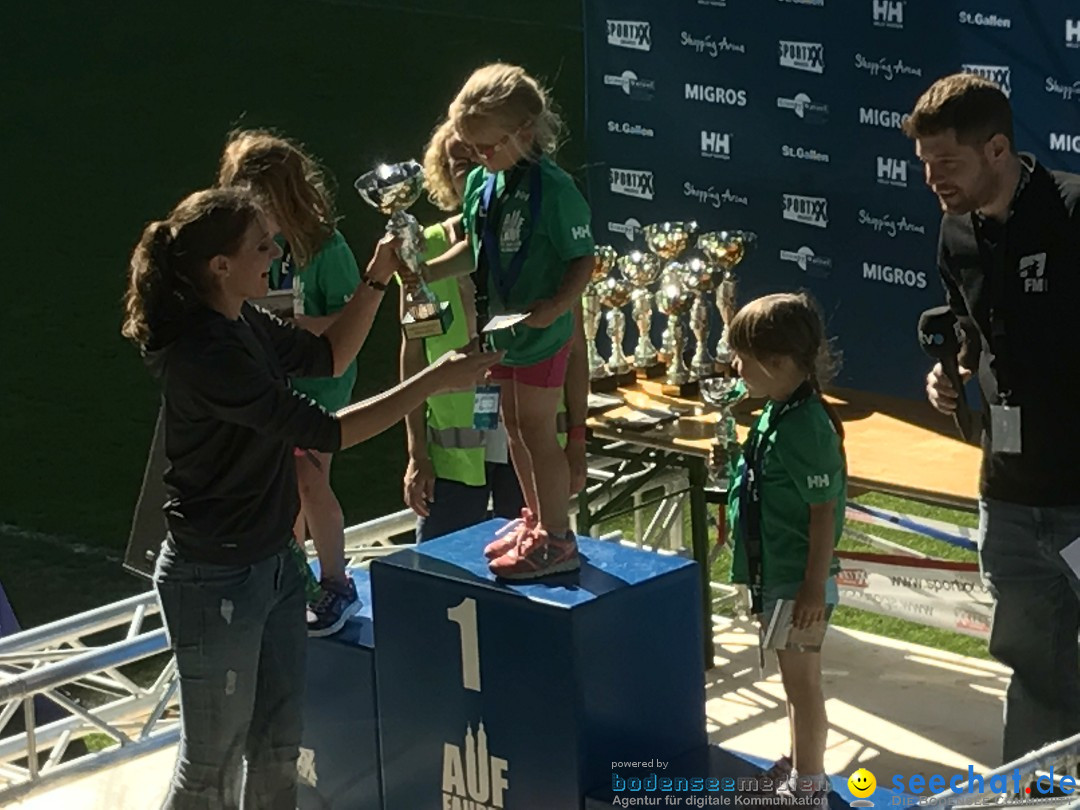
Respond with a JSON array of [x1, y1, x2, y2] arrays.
[[836, 550, 993, 638], [585, 1, 1080, 397]]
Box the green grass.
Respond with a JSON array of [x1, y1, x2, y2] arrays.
[[586, 489, 990, 661]]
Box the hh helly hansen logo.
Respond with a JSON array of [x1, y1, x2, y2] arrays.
[[807, 474, 831, 489], [571, 224, 593, 241], [1019, 253, 1047, 293], [500, 210, 524, 253]]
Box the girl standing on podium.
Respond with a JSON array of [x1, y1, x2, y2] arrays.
[[218, 130, 363, 637], [423, 63, 595, 579], [724, 292, 846, 805]]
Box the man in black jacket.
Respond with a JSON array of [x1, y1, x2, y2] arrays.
[[904, 73, 1080, 764]]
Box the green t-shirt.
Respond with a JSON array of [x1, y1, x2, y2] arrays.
[[269, 229, 360, 411], [461, 156, 595, 366], [727, 393, 845, 589]]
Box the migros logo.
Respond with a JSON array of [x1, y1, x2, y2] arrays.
[[685, 83, 748, 106], [1050, 132, 1080, 153], [859, 107, 910, 129], [862, 261, 927, 289]]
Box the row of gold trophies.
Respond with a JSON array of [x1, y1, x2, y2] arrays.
[[583, 222, 758, 395]]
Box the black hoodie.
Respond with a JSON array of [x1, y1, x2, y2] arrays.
[[145, 303, 342, 565], [937, 157, 1080, 506]]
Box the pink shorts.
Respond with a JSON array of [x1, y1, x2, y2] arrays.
[[488, 341, 572, 389]]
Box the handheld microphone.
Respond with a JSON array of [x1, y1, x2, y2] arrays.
[[918, 306, 976, 442]]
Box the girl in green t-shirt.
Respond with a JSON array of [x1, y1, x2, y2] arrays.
[[724, 292, 846, 804], [424, 64, 596, 580], [218, 130, 362, 636]]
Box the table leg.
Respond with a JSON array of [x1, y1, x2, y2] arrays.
[[687, 456, 715, 668]]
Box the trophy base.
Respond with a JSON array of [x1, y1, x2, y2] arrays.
[[590, 375, 620, 394], [661, 380, 700, 400], [615, 369, 637, 388], [402, 301, 454, 341], [635, 363, 666, 380]]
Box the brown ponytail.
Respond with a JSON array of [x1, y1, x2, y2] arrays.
[[122, 187, 259, 348]]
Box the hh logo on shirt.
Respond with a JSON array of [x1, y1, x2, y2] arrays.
[[807, 473, 830, 489], [571, 224, 592, 241], [500, 210, 524, 252], [1019, 252, 1047, 293]]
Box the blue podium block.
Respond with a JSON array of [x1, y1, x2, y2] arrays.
[[299, 568, 381, 810], [372, 520, 707, 809]]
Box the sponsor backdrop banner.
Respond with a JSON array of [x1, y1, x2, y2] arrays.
[[584, 1, 1080, 398]]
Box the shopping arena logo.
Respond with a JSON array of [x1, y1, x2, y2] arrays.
[[859, 106, 910, 129], [782, 144, 830, 163], [680, 31, 746, 57], [608, 217, 644, 242], [876, 156, 911, 187], [779, 40, 825, 73], [872, 0, 904, 29], [1050, 132, 1080, 153], [859, 210, 926, 238], [862, 261, 928, 289], [854, 53, 923, 81], [700, 130, 732, 160], [684, 182, 748, 210], [780, 246, 832, 278], [607, 120, 655, 138], [607, 19, 652, 51], [782, 194, 829, 228], [603, 70, 656, 101], [958, 10, 1012, 28], [610, 168, 655, 201], [1046, 76, 1080, 102], [961, 63, 1011, 96], [777, 92, 829, 123], [685, 83, 748, 106], [1068, 18, 1080, 48]]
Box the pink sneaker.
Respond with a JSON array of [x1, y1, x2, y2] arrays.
[[483, 509, 537, 560], [488, 528, 580, 580]]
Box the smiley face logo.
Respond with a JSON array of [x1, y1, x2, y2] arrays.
[[848, 768, 877, 799]]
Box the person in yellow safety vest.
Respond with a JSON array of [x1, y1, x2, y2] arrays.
[[402, 119, 589, 542]]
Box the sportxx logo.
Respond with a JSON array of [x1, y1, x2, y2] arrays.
[[607, 20, 651, 51], [780, 246, 832, 278], [610, 168, 655, 201], [1019, 252, 1047, 293], [680, 31, 746, 56], [782, 194, 829, 228], [1067, 18, 1080, 48], [837, 568, 868, 588], [876, 157, 909, 187], [571, 224, 592, 241], [854, 54, 922, 81], [701, 131, 732, 160], [603, 70, 655, 101], [872, 0, 904, 29], [1046, 77, 1080, 102], [961, 64, 1011, 96], [777, 93, 829, 122], [1050, 133, 1080, 153], [442, 721, 509, 809], [779, 40, 825, 74], [858, 210, 926, 238], [807, 473, 831, 488], [608, 217, 643, 242]]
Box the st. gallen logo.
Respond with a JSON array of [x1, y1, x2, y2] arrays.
[[849, 768, 878, 806]]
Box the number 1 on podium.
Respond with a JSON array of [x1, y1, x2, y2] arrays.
[[447, 598, 481, 692]]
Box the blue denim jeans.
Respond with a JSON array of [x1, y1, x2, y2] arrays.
[[978, 499, 1080, 762], [155, 541, 306, 810], [415, 461, 525, 542]]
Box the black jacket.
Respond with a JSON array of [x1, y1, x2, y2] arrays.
[[145, 303, 342, 564], [937, 157, 1080, 506]]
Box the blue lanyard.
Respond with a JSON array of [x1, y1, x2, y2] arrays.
[[479, 161, 543, 304], [271, 243, 294, 291]]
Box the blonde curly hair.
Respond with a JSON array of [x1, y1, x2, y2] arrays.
[[449, 63, 564, 157], [423, 119, 464, 213]]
